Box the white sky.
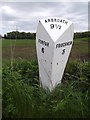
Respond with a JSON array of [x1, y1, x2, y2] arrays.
[[0, 1, 89, 35]]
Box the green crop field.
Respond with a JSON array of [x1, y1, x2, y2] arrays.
[[70, 37, 89, 61], [2, 37, 90, 118], [2, 39, 36, 64], [2, 37, 89, 64]]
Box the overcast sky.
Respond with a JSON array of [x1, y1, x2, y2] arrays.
[[0, 2, 88, 35]]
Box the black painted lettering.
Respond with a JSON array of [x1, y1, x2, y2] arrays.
[[56, 44, 58, 48], [62, 49, 66, 55], [54, 18, 57, 22], [45, 20, 47, 23], [50, 24, 54, 29], [55, 24, 61, 29], [65, 21, 68, 25], [57, 19, 59, 22], [48, 19, 50, 22], [63, 20, 65, 23], [56, 41, 72, 48], [38, 39, 49, 47], [44, 18, 68, 25], [60, 19, 62, 22], [51, 19, 53, 22]]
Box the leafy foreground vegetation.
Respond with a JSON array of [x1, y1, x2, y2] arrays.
[[2, 60, 90, 118]]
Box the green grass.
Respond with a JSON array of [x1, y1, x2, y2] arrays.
[[2, 39, 36, 64], [2, 37, 90, 118], [70, 37, 88, 60], [2, 59, 90, 118], [74, 37, 89, 41], [2, 37, 89, 64], [0, 39, 2, 119], [2, 39, 35, 47]]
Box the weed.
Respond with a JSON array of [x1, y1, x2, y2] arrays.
[[2, 60, 90, 118]]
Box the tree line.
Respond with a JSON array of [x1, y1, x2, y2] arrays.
[[4, 31, 36, 39], [3, 31, 90, 39], [74, 31, 90, 39]]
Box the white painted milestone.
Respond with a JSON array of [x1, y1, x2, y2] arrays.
[[36, 17, 74, 91]]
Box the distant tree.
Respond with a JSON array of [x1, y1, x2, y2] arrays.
[[4, 31, 89, 40], [74, 31, 90, 39], [4, 34, 7, 39], [0, 35, 2, 39], [5, 31, 36, 39]]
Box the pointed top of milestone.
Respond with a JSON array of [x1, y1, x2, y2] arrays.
[[39, 17, 72, 42]]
